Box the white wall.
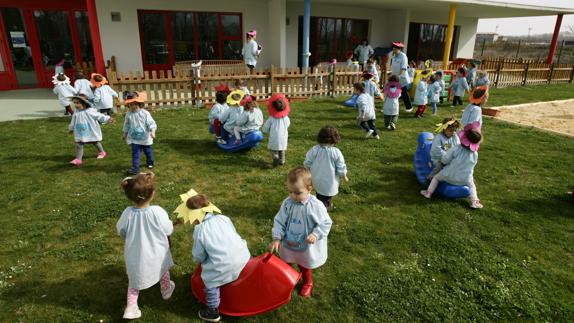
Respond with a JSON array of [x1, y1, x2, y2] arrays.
[[268, 0, 287, 67], [410, 11, 479, 59], [94, 0, 271, 73]]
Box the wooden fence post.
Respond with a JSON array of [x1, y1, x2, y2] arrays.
[[330, 66, 336, 97], [569, 64, 574, 83], [494, 60, 502, 88], [548, 63, 555, 84], [270, 65, 276, 95], [522, 62, 529, 86]]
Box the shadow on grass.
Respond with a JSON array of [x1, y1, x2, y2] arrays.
[[502, 194, 574, 219]]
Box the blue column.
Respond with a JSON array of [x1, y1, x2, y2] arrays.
[[302, 0, 311, 72]]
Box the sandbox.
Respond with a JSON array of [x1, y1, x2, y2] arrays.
[[491, 99, 574, 138]]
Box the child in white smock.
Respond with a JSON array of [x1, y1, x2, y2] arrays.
[[117, 172, 175, 320], [269, 166, 333, 298], [427, 75, 442, 115], [91, 73, 118, 115], [461, 86, 488, 127], [450, 68, 470, 106], [382, 75, 402, 130], [233, 95, 263, 145], [122, 91, 158, 175], [413, 74, 429, 118], [68, 95, 115, 166], [428, 117, 461, 179], [262, 93, 291, 166], [52, 73, 76, 115], [354, 82, 380, 139], [74, 71, 94, 102], [209, 85, 230, 141], [219, 90, 245, 144]]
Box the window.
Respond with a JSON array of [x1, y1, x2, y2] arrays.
[[407, 23, 458, 63], [34, 10, 75, 68], [75, 11, 94, 64], [138, 10, 243, 69], [298, 16, 369, 66]]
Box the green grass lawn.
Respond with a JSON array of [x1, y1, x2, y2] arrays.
[[1, 83, 573, 322]]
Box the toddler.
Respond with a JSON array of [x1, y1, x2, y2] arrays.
[[461, 86, 488, 127], [421, 121, 483, 209], [73, 71, 94, 102], [52, 73, 76, 115], [262, 93, 291, 165], [234, 79, 251, 96], [117, 172, 175, 320], [466, 62, 477, 88], [233, 95, 263, 145], [428, 117, 461, 179], [354, 82, 379, 139], [450, 68, 470, 106], [362, 71, 382, 105], [413, 74, 429, 118], [382, 75, 401, 130], [434, 70, 446, 103], [304, 126, 349, 208], [219, 90, 245, 144], [474, 70, 490, 88], [427, 75, 442, 116], [365, 58, 380, 84], [91, 73, 118, 115], [122, 91, 157, 175], [209, 84, 230, 141], [68, 95, 114, 166], [269, 166, 333, 297]]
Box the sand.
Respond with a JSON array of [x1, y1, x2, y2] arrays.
[[492, 99, 574, 138]]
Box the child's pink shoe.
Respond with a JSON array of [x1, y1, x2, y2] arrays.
[[69, 158, 82, 166], [420, 190, 432, 199], [97, 151, 107, 159]]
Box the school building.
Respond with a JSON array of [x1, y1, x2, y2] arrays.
[[1, 0, 573, 90]]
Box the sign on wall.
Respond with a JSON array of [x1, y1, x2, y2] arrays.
[[10, 31, 25, 48]]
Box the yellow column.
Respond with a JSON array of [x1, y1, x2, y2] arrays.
[[442, 4, 457, 69]]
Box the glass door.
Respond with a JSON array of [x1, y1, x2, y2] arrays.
[[1, 8, 38, 87]]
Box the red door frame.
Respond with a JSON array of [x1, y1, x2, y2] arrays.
[[0, 9, 16, 89], [138, 9, 242, 72], [0, 0, 87, 89]]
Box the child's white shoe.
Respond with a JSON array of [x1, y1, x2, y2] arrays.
[[374, 135, 380, 140], [123, 304, 141, 320], [161, 280, 175, 300], [420, 190, 432, 199], [365, 129, 374, 138], [470, 200, 483, 209]]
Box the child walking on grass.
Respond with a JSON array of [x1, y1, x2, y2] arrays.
[[461, 86, 488, 127], [262, 93, 291, 166], [382, 75, 401, 130], [52, 73, 76, 115], [117, 172, 175, 320], [304, 126, 349, 209], [450, 68, 470, 106], [413, 74, 429, 118], [421, 121, 483, 209], [68, 95, 114, 166], [91, 73, 118, 115], [122, 91, 157, 175], [269, 166, 333, 298], [354, 82, 380, 139]]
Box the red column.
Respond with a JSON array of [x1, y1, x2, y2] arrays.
[[546, 14, 563, 65], [86, 0, 106, 75]]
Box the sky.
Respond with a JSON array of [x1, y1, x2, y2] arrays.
[[477, 14, 574, 36]]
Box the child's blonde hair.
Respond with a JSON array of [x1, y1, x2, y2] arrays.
[[234, 79, 245, 87], [287, 166, 312, 188], [120, 172, 156, 204]]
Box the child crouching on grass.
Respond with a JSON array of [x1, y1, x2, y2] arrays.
[[269, 166, 333, 298], [68, 95, 115, 166], [421, 121, 483, 209], [117, 172, 175, 320]]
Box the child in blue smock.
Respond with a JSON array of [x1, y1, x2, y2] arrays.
[[382, 75, 401, 130], [413, 74, 429, 118], [219, 89, 245, 144], [52, 73, 76, 115], [461, 86, 488, 127], [428, 117, 461, 179], [269, 166, 333, 298], [233, 95, 263, 145], [117, 172, 175, 320], [122, 91, 158, 175], [365, 58, 380, 84], [450, 68, 470, 106], [427, 75, 442, 115], [68, 95, 115, 166], [435, 70, 446, 103], [466, 62, 477, 88], [362, 71, 381, 107], [189, 193, 250, 322], [304, 126, 349, 208], [354, 82, 379, 139], [421, 121, 483, 209], [262, 93, 291, 166], [209, 85, 230, 141], [474, 70, 490, 88]]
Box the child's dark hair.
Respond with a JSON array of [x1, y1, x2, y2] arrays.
[[429, 75, 436, 83], [442, 117, 460, 131], [93, 74, 103, 82], [287, 166, 312, 188], [234, 79, 245, 87], [464, 129, 482, 145], [353, 82, 365, 93], [56, 73, 67, 81], [317, 125, 340, 145], [457, 67, 466, 76], [434, 71, 443, 77], [244, 96, 257, 111], [367, 58, 374, 64], [230, 92, 242, 102], [388, 75, 399, 83], [272, 98, 286, 111], [75, 71, 86, 79], [72, 96, 91, 109], [186, 194, 210, 210], [472, 88, 487, 101], [120, 172, 155, 204], [215, 91, 227, 104]]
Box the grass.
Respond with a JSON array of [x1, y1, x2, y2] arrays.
[[0, 83, 573, 322]]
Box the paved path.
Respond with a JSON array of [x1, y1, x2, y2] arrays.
[[0, 89, 65, 122]]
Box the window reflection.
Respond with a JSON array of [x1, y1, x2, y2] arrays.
[[141, 13, 169, 65], [75, 11, 94, 63], [34, 10, 75, 68]]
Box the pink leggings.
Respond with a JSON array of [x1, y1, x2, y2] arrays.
[[127, 271, 171, 305], [428, 174, 479, 201]]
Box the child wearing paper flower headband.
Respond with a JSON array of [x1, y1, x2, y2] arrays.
[[176, 190, 250, 322], [122, 91, 157, 175], [219, 90, 245, 144], [116, 172, 175, 320], [428, 117, 461, 179], [382, 75, 401, 130], [461, 86, 488, 127], [421, 121, 483, 209], [262, 93, 291, 165]]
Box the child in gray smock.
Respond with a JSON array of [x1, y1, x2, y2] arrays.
[[233, 95, 263, 144], [382, 75, 401, 130], [262, 93, 291, 165], [474, 70, 490, 88], [116, 172, 175, 320], [450, 68, 470, 106], [187, 193, 250, 322], [209, 91, 229, 141], [354, 82, 380, 139], [421, 122, 483, 209], [362, 71, 381, 107], [68, 95, 114, 166], [269, 166, 333, 298], [413, 76, 429, 118], [304, 126, 349, 209], [219, 90, 245, 144], [427, 75, 442, 115], [428, 118, 461, 179], [461, 86, 488, 127]]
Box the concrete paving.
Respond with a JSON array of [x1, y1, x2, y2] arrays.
[[0, 88, 66, 122]]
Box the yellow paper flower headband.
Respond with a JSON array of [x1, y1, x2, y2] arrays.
[[174, 188, 221, 224], [435, 119, 459, 133]]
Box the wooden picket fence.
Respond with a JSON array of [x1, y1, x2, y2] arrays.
[[106, 65, 362, 111]]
